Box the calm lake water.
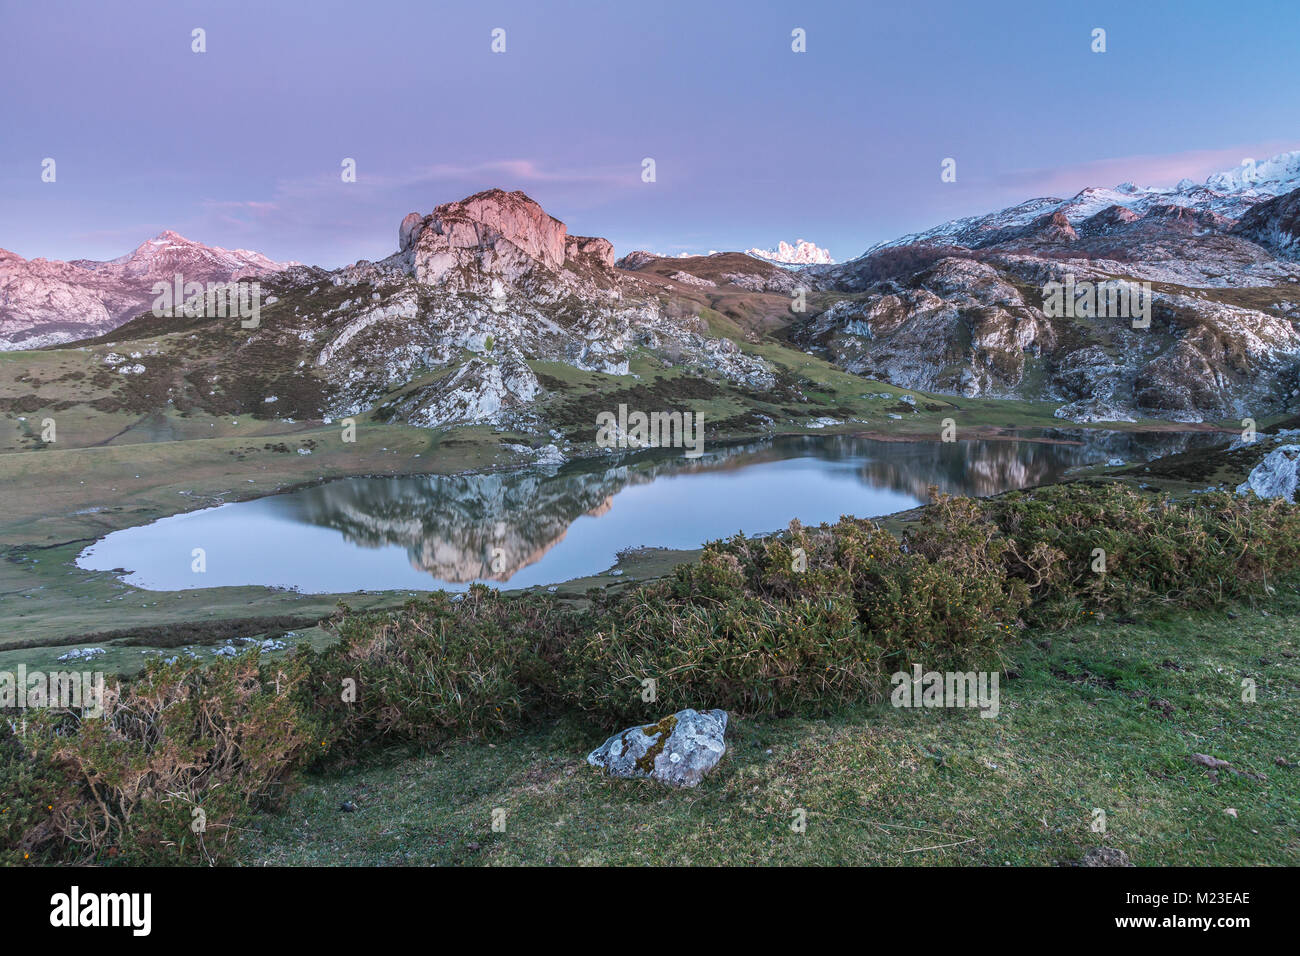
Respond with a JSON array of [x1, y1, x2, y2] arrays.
[[76, 431, 1219, 593]]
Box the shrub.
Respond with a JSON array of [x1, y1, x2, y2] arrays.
[[9, 483, 1300, 865], [308, 586, 567, 751], [563, 551, 874, 722], [984, 483, 1300, 621], [10, 652, 317, 865], [0, 722, 67, 866], [564, 494, 1030, 722]]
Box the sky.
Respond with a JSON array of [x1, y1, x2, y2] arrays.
[[2, 0, 1298, 267]]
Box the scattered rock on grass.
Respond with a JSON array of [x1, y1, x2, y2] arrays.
[[587, 708, 728, 788]]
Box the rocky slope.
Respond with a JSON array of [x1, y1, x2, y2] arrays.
[[81, 190, 777, 435], [1232, 187, 1300, 260], [0, 232, 294, 349], [616, 249, 809, 294], [860, 150, 1300, 255], [798, 151, 1300, 423]]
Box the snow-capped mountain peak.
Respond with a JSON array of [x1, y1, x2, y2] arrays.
[[860, 148, 1300, 256], [1206, 151, 1300, 192], [746, 239, 835, 266]]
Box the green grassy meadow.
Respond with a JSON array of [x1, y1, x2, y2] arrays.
[[240, 587, 1299, 866]]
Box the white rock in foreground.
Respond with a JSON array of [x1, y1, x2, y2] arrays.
[[1236, 444, 1300, 501], [587, 708, 729, 788]]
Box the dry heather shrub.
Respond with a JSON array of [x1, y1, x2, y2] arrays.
[[310, 585, 566, 751], [14, 653, 316, 864], [985, 483, 1300, 620], [564, 495, 1030, 722]]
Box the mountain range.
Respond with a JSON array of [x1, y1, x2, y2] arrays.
[[0, 232, 295, 350], [796, 149, 1300, 423], [745, 239, 835, 266], [5, 150, 1300, 429]]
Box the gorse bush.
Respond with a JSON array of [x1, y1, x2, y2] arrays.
[[308, 586, 566, 752], [984, 483, 1300, 621], [0, 722, 67, 866], [564, 498, 1032, 722], [7, 482, 1300, 864], [4, 653, 318, 865], [563, 545, 877, 721]]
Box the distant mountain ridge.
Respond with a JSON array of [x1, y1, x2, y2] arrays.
[[10, 149, 1300, 430], [68, 189, 777, 435], [0, 232, 296, 350], [857, 150, 1300, 255], [796, 149, 1300, 424]]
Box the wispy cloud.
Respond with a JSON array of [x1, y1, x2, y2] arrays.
[[407, 159, 633, 187]]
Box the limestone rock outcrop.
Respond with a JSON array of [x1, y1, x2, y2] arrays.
[[587, 709, 729, 788]]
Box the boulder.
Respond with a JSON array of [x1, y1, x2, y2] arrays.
[[1236, 444, 1300, 502], [587, 708, 728, 788]]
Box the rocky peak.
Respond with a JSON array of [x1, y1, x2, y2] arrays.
[[746, 238, 835, 265], [79, 230, 290, 277], [615, 250, 662, 271], [1207, 150, 1300, 193], [397, 188, 617, 290], [565, 234, 615, 270], [400, 189, 565, 265], [1029, 209, 1078, 243], [1140, 203, 1231, 231]]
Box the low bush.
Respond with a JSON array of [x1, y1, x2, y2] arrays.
[[984, 483, 1300, 621], [564, 496, 1032, 722], [4, 652, 318, 865], [308, 586, 567, 752], [0, 723, 67, 866]]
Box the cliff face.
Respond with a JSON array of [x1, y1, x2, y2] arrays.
[[1232, 187, 1300, 260], [396, 189, 617, 292]]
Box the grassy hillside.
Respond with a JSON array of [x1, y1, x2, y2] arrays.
[[240, 589, 1299, 866]]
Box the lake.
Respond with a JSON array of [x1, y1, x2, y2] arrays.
[[76, 430, 1219, 593]]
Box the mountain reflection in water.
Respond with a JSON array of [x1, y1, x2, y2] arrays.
[[77, 431, 1225, 593]]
